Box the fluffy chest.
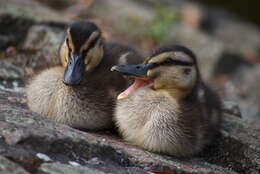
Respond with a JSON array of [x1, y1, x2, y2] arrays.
[[49, 81, 113, 118], [115, 88, 180, 129]]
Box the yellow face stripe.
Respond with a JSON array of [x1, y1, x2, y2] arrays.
[[148, 51, 193, 64]]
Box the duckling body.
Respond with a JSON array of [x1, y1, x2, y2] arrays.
[[115, 82, 221, 156], [113, 45, 222, 156], [26, 21, 142, 130]]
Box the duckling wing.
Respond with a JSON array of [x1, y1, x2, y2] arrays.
[[104, 42, 144, 66], [92, 43, 144, 98]]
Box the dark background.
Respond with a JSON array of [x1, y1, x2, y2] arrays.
[[196, 0, 259, 26]]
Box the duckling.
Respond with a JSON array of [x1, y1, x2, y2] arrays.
[[26, 21, 142, 130], [111, 45, 222, 157]]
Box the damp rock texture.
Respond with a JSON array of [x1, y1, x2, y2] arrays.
[[0, 89, 259, 174]]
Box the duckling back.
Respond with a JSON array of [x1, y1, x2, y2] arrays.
[[198, 82, 222, 139]]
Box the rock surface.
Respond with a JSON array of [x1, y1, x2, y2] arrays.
[[0, 0, 72, 23], [0, 156, 30, 174], [0, 61, 24, 80], [0, 89, 259, 174]]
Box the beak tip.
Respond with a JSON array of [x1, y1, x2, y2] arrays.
[[111, 66, 118, 72], [63, 77, 81, 86]]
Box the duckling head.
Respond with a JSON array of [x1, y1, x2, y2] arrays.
[[60, 21, 104, 85], [112, 45, 200, 100]]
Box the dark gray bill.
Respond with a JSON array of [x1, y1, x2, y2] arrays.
[[63, 53, 84, 85], [111, 64, 151, 79]]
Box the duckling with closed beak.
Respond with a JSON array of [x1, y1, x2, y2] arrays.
[[112, 45, 222, 156], [26, 21, 142, 130]]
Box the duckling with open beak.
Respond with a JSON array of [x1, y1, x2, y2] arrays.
[[112, 45, 222, 156]]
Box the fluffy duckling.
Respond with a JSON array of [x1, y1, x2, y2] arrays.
[[26, 21, 142, 130], [111, 45, 222, 157]]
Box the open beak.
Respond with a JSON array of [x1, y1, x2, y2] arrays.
[[111, 64, 150, 80], [63, 53, 85, 85]]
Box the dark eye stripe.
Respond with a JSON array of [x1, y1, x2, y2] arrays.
[[149, 57, 194, 69], [66, 38, 72, 52], [82, 36, 99, 57], [82, 36, 100, 55], [89, 36, 100, 49]]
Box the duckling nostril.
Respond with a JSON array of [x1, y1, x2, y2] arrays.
[[69, 59, 73, 65], [136, 66, 140, 69]]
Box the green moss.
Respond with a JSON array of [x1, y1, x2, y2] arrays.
[[115, 4, 178, 44], [147, 4, 178, 42]]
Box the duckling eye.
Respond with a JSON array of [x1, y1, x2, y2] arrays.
[[88, 37, 99, 50], [156, 57, 173, 66], [183, 68, 191, 75], [66, 38, 69, 46], [82, 47, 89, 56], [81, 37, 100, 55], [164, 57, 174, 63], [66, 38, 72, 52]]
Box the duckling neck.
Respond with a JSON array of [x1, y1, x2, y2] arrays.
[[91, 55, 104, 71], [157, 88, 190, 101]]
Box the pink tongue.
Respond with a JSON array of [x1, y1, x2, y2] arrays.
[[117, 79, 150, 100]]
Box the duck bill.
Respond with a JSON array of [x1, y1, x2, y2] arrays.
[[111, 64, 152, 100], [63, 53, 85, 85], [111, 64, 150, 80]]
